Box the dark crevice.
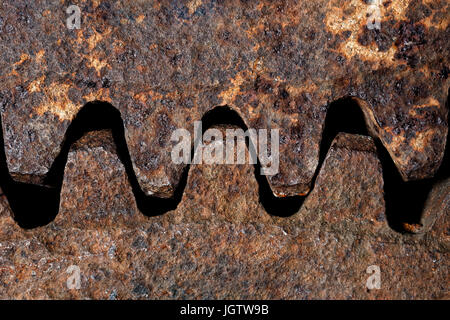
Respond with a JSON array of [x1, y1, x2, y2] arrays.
[[0, 131, 60, 229], [0, 97, 448, 231], [128, 105, 305, 217], [202, 106, 304, 217], [379, 92, 449, 231], [0, 102, 126, 228], [377, 142, 431, 231], [260, 98, 371, 218], [320, 97, 449, 232]]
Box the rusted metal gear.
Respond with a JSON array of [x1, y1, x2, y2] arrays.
[[0, 130, 448, 299], [0, 0, 448, 300], [0, 0, 448, 197]]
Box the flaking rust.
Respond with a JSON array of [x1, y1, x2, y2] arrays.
[[0, 0, 448, 197]]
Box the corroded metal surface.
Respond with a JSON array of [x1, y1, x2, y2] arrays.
[[0, 0, 448, 197], [0, 131, 447, 299], [0, 0, 448, 300]]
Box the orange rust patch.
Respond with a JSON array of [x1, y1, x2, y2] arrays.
[[187, 0, 203, 15], [403, 222, 423, 233], [35, 82, 80, 121], [82, 88, 112, 104], [13, 53, 30, 66], [87, 56, 109, 74], [35, 50, 46, 64], [325, 0, 407, 68], [133, 90, 164, 104], [136, 14, 146, 24], [410, 97, 441, 113], [218, 72, 248, 106], [410, 128, 438, 153], [28, 75, 46, 93]]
